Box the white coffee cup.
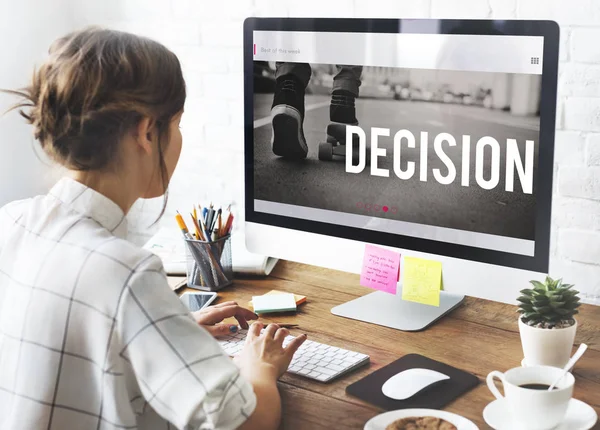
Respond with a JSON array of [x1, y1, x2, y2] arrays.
[[486, 365, 574, 430]]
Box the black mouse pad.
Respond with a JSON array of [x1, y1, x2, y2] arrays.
[[346, 354, 479, 410]]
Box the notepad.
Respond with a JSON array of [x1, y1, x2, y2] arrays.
[[252, 293, 297, 314], [402, 257, 442, 307], [249, 290, 306, 309]]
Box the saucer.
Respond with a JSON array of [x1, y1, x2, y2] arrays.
[[483, 398, 597, 430]]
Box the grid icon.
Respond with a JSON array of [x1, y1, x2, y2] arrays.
[[531, 57, 540, 65]]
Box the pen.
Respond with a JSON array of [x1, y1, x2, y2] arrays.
[[206, 204, 215, 234], [199, 215, 211, 242]]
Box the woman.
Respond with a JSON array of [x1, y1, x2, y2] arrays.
[[0, 27, 305, 430]]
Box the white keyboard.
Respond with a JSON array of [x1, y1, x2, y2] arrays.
[[217, 329, 370, 382]]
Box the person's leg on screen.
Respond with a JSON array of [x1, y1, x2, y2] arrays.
[[270, 62, 311, 159], [330, 65, 363, 125]]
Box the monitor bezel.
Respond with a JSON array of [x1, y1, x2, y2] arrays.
[[243, 18, 559, 272]]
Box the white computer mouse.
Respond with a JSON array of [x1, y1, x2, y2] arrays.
[[382, 368, 450, 400]]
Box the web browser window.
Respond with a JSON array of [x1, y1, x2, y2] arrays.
[[251, 30, 544, 256]]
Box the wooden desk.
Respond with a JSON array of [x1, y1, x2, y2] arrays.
[[170, 261, 600, 429]]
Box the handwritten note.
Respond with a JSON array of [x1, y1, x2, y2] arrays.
[[402, 257, 442, 307], [360, 245, 400, 294]]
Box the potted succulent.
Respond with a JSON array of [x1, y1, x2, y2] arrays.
[[517, 276, 581, 368]]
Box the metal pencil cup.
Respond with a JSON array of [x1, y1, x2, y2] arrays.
[[184, 235, 233, 291]]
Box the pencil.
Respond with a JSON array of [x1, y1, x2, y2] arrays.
[[225, 213, 234, 235], [190, 212, 204, 240], [216, 210, 222, 238], [220, 212, 230, 237], [175, 211, 192, 239]]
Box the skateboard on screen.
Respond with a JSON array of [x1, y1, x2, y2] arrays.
[[318, 123, 362, 163]]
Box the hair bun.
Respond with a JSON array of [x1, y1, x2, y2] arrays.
[[3, 27, 186, 171]]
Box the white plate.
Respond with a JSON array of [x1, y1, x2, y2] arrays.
[[364, 409, 479, 430], [483, 398, 598, 430]]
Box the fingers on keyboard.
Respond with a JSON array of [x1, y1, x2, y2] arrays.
[[217, 332, 369, 382]]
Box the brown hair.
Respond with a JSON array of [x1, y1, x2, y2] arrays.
[[4, 27, 186, 212]]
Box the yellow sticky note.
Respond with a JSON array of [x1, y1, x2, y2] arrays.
[[402, 257, 442, 307]]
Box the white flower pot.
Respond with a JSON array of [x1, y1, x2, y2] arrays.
[[518, 317, 577, 368]]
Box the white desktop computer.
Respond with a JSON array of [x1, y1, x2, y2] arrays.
[[243, 18, 559, 331]]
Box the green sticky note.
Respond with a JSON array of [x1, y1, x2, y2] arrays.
[[402, 257, 442, 307]]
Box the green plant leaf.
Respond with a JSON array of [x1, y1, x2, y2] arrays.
[[549, 301, 566, 308], [533, 298, 550, 307], [530, 280, 546, 290], [528, 318, 542, 326], [517, 296, 532, 304], [520, 288, 534, 295], [519, 305, 534, 313], [533, 305, 552, 313]]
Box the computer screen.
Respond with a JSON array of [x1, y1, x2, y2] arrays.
[[244, 19, 558, 273]]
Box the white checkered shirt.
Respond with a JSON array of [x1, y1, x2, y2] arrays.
[[0, 178, 256, 430]]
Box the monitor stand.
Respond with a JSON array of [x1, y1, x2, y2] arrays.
[[331, 288, 465, 332]]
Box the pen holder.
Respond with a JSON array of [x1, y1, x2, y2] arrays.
[[184, 235, 233, 291]]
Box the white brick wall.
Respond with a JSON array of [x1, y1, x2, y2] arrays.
[[67, 0, 600, 304]]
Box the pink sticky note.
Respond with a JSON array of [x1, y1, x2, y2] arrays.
[[360, 244, 401, 294]]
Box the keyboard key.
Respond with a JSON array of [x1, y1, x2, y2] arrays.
[[315, 373, 330, 382], [315, 367, 336, 376], [326, 363, 345, 372], [308, 371, 322, 379]]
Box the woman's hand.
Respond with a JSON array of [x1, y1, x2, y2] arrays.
[[192, 301, 258, 337], [234, 322, 307, 382]]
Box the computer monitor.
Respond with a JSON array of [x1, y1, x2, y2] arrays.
[[243, 18, 559, 331]]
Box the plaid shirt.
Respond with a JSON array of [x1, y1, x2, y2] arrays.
[[0, 178, 256, 430]]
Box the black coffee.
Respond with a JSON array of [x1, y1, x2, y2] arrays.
[[519, 383, 555, 390]]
